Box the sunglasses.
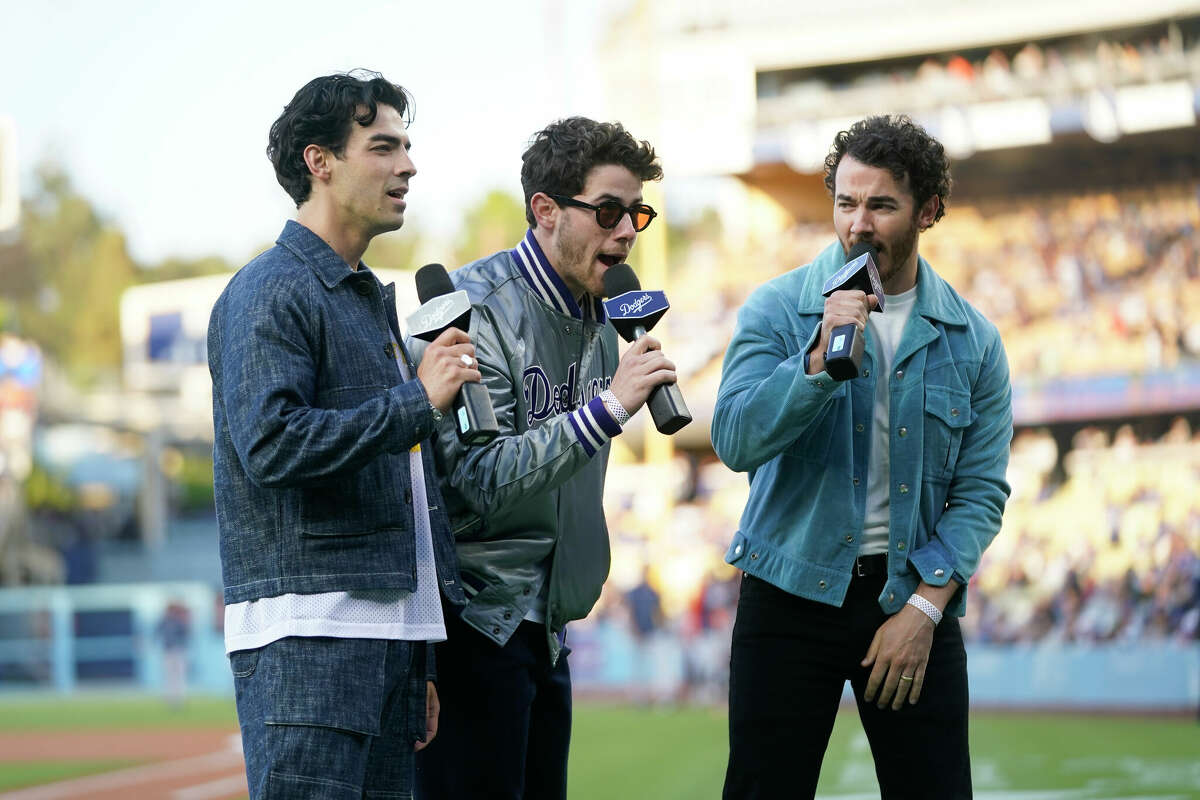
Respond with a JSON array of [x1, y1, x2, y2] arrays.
[[547, 194, 657, 232]]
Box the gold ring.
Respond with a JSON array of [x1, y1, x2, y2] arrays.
[[899, 675, 913, 682]]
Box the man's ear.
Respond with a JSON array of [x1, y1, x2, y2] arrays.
[[302, 144, 332, 182], [917, 195, 940, 231], [529, 192, 558, 231]]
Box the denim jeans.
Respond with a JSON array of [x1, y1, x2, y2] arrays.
[[724, 572, 972, 799], [415, 609, 572, 799], [232, 636, 426, 800]]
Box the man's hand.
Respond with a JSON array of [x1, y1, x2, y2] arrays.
[[417, 327, 480, 412], [861, 605, 935, 710], [862, 581, 956, 710], [413, 680, 439, 752], [608, 334, 676, 416], [806, 290, 878, 375]]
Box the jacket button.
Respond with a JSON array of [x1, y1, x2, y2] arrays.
[[853, 477, 860, 486], [355, 282, 371, 296], [898, 427, 907, 437], [888, 592, 895, 602], [898, 483, 909, 494], [845, 534, 853, 543], [492, 626, 501, 635], [503, 611, 512, 621], [951, 408, 960, 417], [863, 369, 870, 377], [734, 544, 743, 556], [816, 380, 825, 388], [404, 489, 412, 504], [897, 542, 906, 551], [523, 587, 531, 595], [934, 568, 945, 578], [895, 369, 904, 380], [750, 552, 758, 560], [855, 423, 864, 432], [818, 580, 827, 589]]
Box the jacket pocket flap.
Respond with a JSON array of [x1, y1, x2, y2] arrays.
[[925, 385, 973, 428]]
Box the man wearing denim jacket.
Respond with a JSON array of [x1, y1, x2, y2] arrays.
[[714, 116, 1012, 799], [208, 71, 477, 800]]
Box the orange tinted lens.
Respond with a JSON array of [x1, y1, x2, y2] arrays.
[[632, 206, 654, 231]]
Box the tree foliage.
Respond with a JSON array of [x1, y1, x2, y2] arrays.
[[0, 164, 137, 385], [453, 190, 527, 267]]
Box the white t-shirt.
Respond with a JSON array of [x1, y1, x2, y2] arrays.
[[860, 284, 918, 556], [224, 343, 445, 653]]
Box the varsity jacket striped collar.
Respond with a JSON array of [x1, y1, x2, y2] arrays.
[[511, 229, 607, 322]]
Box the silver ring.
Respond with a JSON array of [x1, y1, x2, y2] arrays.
[[460, 354, 474, 368], [899, 675, 914, 682]]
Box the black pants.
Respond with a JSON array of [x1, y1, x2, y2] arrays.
[[724, 572, 972, 800], [415, 607, 572, 800]]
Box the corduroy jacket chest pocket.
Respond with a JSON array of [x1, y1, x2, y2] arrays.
[[923, 384, 975, 482]]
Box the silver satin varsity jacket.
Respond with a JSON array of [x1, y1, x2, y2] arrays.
[[416, 230, 623, 664]]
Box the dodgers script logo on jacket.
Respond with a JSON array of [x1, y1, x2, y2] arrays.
[[522, 361, 612, 427]]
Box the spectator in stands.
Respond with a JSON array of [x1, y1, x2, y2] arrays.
[[713, 115, 1012, 799], [208, 71, 478, 800]]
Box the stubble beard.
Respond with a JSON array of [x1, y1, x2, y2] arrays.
[[875, 213, 920, 289], [553, 215, 595, 297]]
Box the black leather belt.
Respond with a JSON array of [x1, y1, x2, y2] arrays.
[[853, 554, 887, 577]]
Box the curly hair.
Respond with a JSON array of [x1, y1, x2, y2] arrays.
[[267, 70, 413, 207], [520, 117, 662, 226], [823, 115, 951, 228]]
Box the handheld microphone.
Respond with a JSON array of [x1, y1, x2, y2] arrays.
[[820, 242, 886, 381], [407, 263, 499, 446], [601, 264, 692, 435]]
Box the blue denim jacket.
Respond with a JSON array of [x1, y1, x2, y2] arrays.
[[208, 221, 464, 606], [712, 241, 1012, 617]]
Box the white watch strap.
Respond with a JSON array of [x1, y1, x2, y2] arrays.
[[906, 593, 943, 626], [599, 389, 630, 426]]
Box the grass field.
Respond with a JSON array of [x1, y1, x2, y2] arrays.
[[0, 695, 1196, 798]]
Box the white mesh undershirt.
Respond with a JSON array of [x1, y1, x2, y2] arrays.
[[860, 284, 918, 556], [223, 345, 445, 654]]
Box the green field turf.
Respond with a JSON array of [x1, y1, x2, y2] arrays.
[[0, 760, 141, 792], [571, 706, 1200, 798], [0, 696, 1196, 798]]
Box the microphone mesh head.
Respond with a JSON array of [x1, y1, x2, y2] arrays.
[[847, 241, 877, 262], [415, 263, 454, 303], [602, 263, 640, 298]]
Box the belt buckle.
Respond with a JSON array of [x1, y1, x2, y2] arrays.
[[854, 557, 866, 578]]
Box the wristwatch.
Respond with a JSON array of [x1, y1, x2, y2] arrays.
[[428, 403, 445, 425]]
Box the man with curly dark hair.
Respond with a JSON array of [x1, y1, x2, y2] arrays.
[[413, 117, 675, 799], [713, 115, 1012, 798], [210, 70, 479, 799]]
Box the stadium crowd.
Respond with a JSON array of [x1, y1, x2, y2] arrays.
[[969, 419, 1200, 645], [759, 22, 1200, 122]]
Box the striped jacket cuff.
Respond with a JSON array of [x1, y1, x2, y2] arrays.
[[568, 396, 623, 456]]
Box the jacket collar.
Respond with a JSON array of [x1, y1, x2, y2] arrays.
[[510, 229, 606, 322], [797, 239, 966, 326], [277, 220, 365, 290]]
